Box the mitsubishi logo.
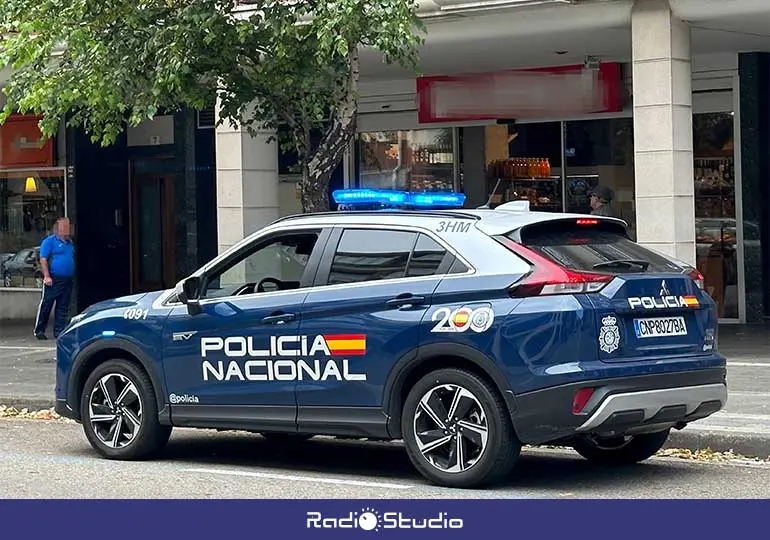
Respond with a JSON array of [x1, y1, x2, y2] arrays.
[[660, 280, 670, 297]]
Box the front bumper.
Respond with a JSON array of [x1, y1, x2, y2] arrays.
[[510, 367, 727, 445], [55, 399, 78, 422]]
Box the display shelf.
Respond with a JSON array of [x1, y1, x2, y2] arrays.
[[694, 156, 735, 220], [485, 175, 562, 212], [484, 157, 562, 212]]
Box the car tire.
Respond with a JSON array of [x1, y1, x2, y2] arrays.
[[401, 368, 520, 489], [260, 432, 315, 442], [571, 429, 670, 465], [80, 359, 172, 460]]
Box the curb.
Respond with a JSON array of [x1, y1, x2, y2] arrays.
[[667, 429, 770, 460], [0, 396, 56, 411]]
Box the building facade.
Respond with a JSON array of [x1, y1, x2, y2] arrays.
[[0, 0, 768, 325], [0, 106, 218, 318], [218, 0, 770, 324]]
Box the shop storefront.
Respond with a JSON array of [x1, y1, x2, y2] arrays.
[[348, 63, 744, 322], [0, 114, 67, 290]]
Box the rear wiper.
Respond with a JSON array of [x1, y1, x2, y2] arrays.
[[592, 259, 650, 271]]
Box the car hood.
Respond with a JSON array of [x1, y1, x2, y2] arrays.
[[79, 291, 152, 317]]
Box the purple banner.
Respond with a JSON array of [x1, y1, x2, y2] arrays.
[[0, 499, 758, 539]]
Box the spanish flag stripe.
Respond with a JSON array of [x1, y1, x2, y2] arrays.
[[324, 334, 366, 341], [326, 339, 366, 351], [327, 348, 367, 356]]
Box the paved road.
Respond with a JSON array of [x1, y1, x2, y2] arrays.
[[2, 418, 770, 499]]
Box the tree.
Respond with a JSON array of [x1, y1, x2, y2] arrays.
[[0, 0, 425, 212]]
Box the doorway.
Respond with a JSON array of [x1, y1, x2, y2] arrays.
[[129, 161, 176, 293]]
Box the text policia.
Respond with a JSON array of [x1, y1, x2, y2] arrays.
[[199, 334, 368, 382]]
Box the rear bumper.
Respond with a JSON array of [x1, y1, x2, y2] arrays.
[[575, 383, 725, 433], [510, 367, 727, 445]]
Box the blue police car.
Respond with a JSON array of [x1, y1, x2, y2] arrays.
[[54, 189, 727, 488]]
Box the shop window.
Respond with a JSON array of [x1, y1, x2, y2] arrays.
[[563, 118, 636, 237], [693, 112, 738, 319], [483, 122, 563, 211], [357, 129, 455, 192], [0, 169, 66, 288]]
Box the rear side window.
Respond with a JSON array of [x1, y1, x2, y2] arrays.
[[327, 229, 454, 285], [514, 220, 684, 274], [406, 234, 447, 277], [328, 229, 416, 285]]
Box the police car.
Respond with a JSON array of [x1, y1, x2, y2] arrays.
[[54, 189, 727, 489]]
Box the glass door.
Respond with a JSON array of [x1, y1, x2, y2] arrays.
[[693, 111, 740, 320], [130, 168, 176, 293]]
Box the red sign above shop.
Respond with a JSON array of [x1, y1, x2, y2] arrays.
[[416, 62, 623, 124], [0, 114, 54, 169]]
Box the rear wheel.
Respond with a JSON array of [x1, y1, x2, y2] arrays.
[[80, 359, 172, 460], [572, 429, 670, 465], [401, 368, 520, 489]]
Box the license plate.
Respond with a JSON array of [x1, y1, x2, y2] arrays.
[[634, 316, 687, 338]]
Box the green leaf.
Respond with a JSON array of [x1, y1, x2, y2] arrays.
[[0, 0, 424, 211]]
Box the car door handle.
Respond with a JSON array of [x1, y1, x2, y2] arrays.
[[386, 294, 426, 308], [261, 312, 296, 325]]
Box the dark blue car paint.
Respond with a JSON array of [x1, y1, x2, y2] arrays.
[[162, 291, 309, 408], [55, 291, 170, 419], [54, 209, 727, 445]]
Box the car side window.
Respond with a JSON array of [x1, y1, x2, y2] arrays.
[[201, 230, 320, 299], [328, 229, 418, 285], [406, 234, 449, 277]]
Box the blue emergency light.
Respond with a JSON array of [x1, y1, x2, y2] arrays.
[[332, 189, 466, 210]]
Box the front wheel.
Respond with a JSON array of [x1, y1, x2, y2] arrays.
[[401, 368, 520, 489], [80, 359, 172, 460], [571, 429, 670, 465]]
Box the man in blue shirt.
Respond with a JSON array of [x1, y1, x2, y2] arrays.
[[34, 217, 75, 340]]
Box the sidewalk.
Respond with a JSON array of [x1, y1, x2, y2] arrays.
[[1, 322, 769, 457]]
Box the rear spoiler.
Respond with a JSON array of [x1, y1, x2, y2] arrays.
[[505, 216, 630, 243]]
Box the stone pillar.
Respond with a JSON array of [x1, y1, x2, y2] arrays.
[[631, 0, 696, 265], [214, 101, 280, 256]]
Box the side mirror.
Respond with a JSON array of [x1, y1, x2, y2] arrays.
[[179, 276, 203, 316]]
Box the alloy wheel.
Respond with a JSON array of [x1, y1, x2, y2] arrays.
[[412, 383, 489, 474], [88, 373, 143, 449]]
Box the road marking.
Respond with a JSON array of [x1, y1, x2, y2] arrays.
[[701, 412, 770, 421], [727, 362, 770, 368], [182, 467, 415, 490], [683, 423, 770, 435], [0, 349, 55, 358], [0, 346, 55, 352]]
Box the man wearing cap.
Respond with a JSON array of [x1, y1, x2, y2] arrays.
[[590, 186, 615, 217]]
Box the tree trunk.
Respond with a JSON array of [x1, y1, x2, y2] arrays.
[[299, 158, 328, 213], [302, 44, 361, 214]]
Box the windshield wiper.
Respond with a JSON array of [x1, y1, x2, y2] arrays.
[[592, 259, 651, 271]]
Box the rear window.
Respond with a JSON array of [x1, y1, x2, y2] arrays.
[[514, 220, 684, 274]]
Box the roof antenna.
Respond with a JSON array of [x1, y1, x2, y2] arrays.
[[477, 178, 501, 209]]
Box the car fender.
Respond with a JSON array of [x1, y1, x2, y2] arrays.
[[382, 342, 518, 438], [67, 337, 169, 424]]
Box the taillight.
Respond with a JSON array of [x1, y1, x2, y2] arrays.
[[499, 238, 614, 297], [572, 388, 595, 414], [684, 267, 705, 290]]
